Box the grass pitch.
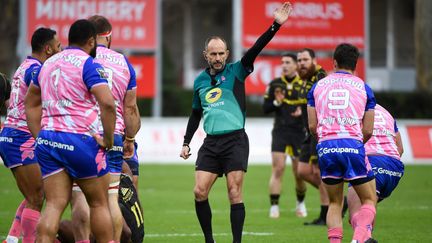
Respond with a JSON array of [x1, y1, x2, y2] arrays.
[[1, 164, 431, 242]]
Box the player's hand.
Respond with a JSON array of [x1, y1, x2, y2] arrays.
[[180, 145, 191, 160], [291, 106, 302, 117], [92, 133, 113, 150], [123, 140, 135, 159], [274, 2, 293, 25], [274, 88, 285, 103]]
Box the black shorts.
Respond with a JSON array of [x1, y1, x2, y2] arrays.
[[271, 128, 304, 157], [196, 129, 249, 177], [299, 134, 318, 164]]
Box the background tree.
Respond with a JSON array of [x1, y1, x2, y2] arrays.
[[415, 0, 432, 91], [0, 0, 19, 77]]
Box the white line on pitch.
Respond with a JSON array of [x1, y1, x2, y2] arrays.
[[145, 232, 274, 238]]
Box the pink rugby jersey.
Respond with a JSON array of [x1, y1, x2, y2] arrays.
[[95, 45, 136, 135], [365, 104, 401, 160], [4, 57, 42, 133], [307, 71, 376, 142], [33, 47, 109, 135]]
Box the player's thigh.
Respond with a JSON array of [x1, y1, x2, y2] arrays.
[[226, 170, 245, 189], [43, 170, 73, 208], [352, 179, 377, 205], [75, 174, 111, 207], [195, 170, 218, 193], [323, 182, 344, 204], [12, 163, 43, 198], [298, 161, 313, 175], [71, 190, 90, 217], [271, 152, 287, 170]]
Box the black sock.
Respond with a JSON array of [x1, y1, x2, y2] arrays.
[[195, 199, 214, 243], [270, 194, 280, 205], [296, 188, 306, 202], [319, 205, 329, 221], [230, 203, 245, 243]]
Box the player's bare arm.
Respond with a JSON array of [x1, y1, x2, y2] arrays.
[[123, 89, 140, 158], [24, 83, 42, 139], [395, 132, 404, 156], [362, 110, 375, 143], [307, 106, 318, 139], [91, 85, 116, 149]]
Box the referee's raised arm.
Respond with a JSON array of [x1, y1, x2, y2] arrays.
[[240, 2, 293, 72]]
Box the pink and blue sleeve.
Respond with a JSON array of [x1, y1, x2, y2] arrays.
[[364, 84, 376, 111], [307, 83, 317, 107], [125, 57, 137, 90], [82, 57, 109, 90]]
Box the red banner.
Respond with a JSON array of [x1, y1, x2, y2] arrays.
[[406, 126, 432, 159], [27, 0, 156, 50], [246, 56, 365, 95], [242, 0, 365, 50], [128, 55, 155, 98]]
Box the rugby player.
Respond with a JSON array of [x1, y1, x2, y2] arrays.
[[68, 15, 140, 243], [297, 48, 331, 225], [25, 19, 116, 243], [263, 52, 307, 218], [0, 28, 61, 243], [307, 43, 377, 243], [348, 104, 404, 242]]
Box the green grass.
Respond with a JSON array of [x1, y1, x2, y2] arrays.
[[1, 164, 432, 242]]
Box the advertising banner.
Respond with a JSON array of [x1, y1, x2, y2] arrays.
[[128, 55, 156, 98], [242, 0, 365, 50], [27, 0, 156, 50]]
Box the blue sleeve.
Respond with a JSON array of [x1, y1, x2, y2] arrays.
[[25, 64, 41, 87], [31, 67, 41, 87], [394, 120, 399, 133], [82, 57, 109, 91], [307, 83, 317, 107], [124, 56, 137, 90], [364, 84, 376, 111]]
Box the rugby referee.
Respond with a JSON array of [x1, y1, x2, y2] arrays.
[[180, 2, 293, 243]]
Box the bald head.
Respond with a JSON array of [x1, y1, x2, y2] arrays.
[[203, 36, 230, 75]]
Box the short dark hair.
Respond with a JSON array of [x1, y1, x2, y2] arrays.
[[333, 43, 360, 71], [204, 36, 228, 51], [68, 19, 97, 46], [298, 48, 316, 59], [282, 52, 297, 62], [31, 27, 57, 53], [0, 72, 11, 108], [88, 15, 112, 35]]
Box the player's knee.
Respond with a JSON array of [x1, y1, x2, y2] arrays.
[[26, 191, 44, 210], [193, 186, 209, 200], [72, 208, 90, 228], [273, 167, 285, 179], [228, 187, 242, 203], [297, 166, 308, 179]]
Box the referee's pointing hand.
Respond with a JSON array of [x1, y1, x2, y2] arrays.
[[274, 2, 293, 25]]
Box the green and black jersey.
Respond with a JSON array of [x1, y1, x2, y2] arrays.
[[183, 21, 283, 144], [192, 62, 249, 135], [263, 75, 304, 131], [299, 65, 327, 133]]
